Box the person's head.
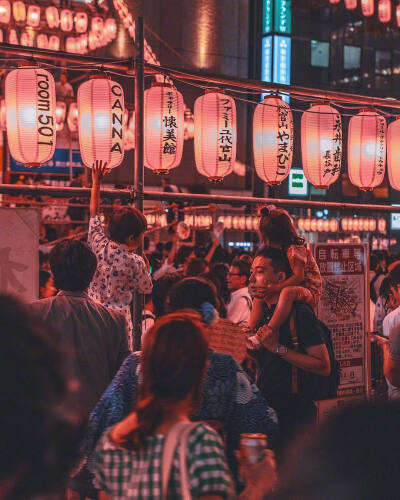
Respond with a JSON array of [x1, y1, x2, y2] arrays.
[[49, 239, 97, 292], [168, 277, 218, 313], [176, 244, 194, 267], [185, 257, 208, 277], [378, 278, 398, 311], [370, 254, 380, 272], [108, 206, 147, 249], [239, 253, 253, 265], [387, 264, 400, 303], [113, 312, 209, 449], [259, 206, 304, 249], [272, 401, 400, 500], [152, 274, 182, 317], [249, 247, 292, 300], [0, 294, 83, 498], [59, 72, 67, 85], [227, 259, 251, 292], [39, 270, 56, 299]]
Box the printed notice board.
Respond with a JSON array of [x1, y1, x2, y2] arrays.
[[314, 243, 369, 398]]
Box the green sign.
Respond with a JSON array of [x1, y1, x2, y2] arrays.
[[289, 168, 308, 197], [262, 0, 273, 34], [274, 0, 291, 34]]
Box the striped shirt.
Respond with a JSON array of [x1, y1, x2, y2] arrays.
[[93, 423, 234, 499]]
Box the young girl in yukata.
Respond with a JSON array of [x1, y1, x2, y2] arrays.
[[247, 206, 322, 349], [88, 161, 152, 350]]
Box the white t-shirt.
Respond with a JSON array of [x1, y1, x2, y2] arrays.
[[383, 305, 400, 338], [226, 287, 252, 328]]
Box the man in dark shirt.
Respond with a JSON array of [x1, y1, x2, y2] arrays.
[[29, 240, 130, 418], [248, 246, 330, 450]]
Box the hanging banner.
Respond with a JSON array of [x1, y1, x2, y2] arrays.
[[314, 243, 369, 398]]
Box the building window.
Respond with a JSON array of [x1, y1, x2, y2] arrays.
[[344, 45, 361, 70], [375, 50, 392, 75], [311, 40, 330, 68]]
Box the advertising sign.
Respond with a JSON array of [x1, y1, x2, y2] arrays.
[[10, 148, 84, 174], [314, 243, 369, 398]]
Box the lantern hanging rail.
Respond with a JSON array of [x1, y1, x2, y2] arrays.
[[144, 62, 400, 111], [0, 183, 398, 213]]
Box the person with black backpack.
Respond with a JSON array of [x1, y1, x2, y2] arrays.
[[247, 247, 339, 455]]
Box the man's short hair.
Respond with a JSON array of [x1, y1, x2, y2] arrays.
[[255, 246, 292, 277], [388, 264, 400, 289], [231, 259, 251, 284], [50, 239, 97, 292], [176, 245, 193, 265]]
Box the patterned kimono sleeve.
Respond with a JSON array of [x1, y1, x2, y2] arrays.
[[127, 254, 153, 294], [287, 245, 308, 270], [88, 215, 110, 253]]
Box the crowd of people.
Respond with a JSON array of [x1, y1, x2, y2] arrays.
[[4, 163, 400, 499]]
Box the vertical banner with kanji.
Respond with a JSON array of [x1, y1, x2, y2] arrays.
[[313, 243, 369, 398]]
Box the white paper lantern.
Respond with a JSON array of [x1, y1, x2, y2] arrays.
[[8, 28, 18, 44], [78, 76, 124, 169], [26, 4, 40, 27], [37, 34, 49, 49], [20, 31, 33, 46], [55, 101, 66, 132], [91, 16, 103, 35], [75, 11, 88, 33], [12, 0, 25, 22], [60, 9, 73, 31], [67, 102, 78, 133], [194, 90, 237, 181], [0, 0, 11, 23], [0, 98, 6, 131], [105, 18, 117, 40], [388, 117, 400, 191], [66, 37, 76, 53], [45, 6, 59, 28], [5, 67, 56, 166], [49, 35, 60, 51], [253, 96, 293, 185]]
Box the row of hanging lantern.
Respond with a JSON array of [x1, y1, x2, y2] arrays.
[[217, 215, 260, 231], [329, 0, 400, 27], [3, 66, 399, 192], [297, 216, 386, 233]]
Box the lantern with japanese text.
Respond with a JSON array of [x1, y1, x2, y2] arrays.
[[144, 83, 184, 174], [8, 28, 18, 44], [397, 4, 400, 26], [0, 0, 11, 24], [194, 90, 237, 181], [78, 76, 124, 169], [348, 109, 386, 190], [67, 102, 78, 133], [301, 103, 342, 189], [26, 4, 40, 27], [91, 16, 103, 35], [361, 0, 374, 15], [60, 9, 73, 31], [12, 0, 25, 22], [75, 12, 88, 33], [253, 96, 293, 185], [344, 0, 357, 8], [378, 0, 391, 22], [46, 6, 59, 28], [55, 102, 66, 131], [5, 67, 56, 166], [49, 35, 60, 51], [387, 117, 400, 191], [37, 34, 49, 49]]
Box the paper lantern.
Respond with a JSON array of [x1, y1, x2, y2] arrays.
[[49, 35, 60, 51], [253, 96, 293, 185], [344, 0, 357, 8], [8, 28, 18, 44], [361, 0, 374, 15], [378, 0, 391, 22], [252, 216, 260, 231], [0, 0, 10, 23], [88, 31, 97, 51], [55, 102, 66, 132], [348, 109, 386, 191], [194, 90, 237, 181], [45, 6, 59, 28], [369, 219, 377, 231], [78, 76, 124, 169], [0, 29, 3, 43], [67, 102, 78, 132], [26, 4, 40, 27], [301, 103, 342, 189], [397, 4, 400, 26], [66, 37, 76, 53], [378, 218, 386, 233], [79, 34, 88, 53], [105, 18, 117, 40], [37, 34, 49, 49], [91, 16, 103, 35], [329, 0, 340, 3], [0, 99, 6, 131], [60, 9, 73, 31], [75, 12, 88, 33], [246, 216, 253, 231], [143, 83, 184, 174], [20, 31, 33, 47], [184, 107, 194, 140], [5, 67, 56, 167], [388, 117, 400, 191], [330, 219, 338, 232], [12, 0, 24, 21]]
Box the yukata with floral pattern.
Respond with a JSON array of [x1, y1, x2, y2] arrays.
[[88, 215, 152, 350]]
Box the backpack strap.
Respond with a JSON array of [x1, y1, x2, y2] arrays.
[[289, 309, 299, 395], [241, 295, 253, 311]]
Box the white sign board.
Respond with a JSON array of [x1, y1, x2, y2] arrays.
[[0, 208, 39, 301]]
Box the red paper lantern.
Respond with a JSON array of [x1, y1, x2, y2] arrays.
[[60, 9, 73, 32], [12, 0, 24, 21], [387, 117, 400, 191], [67, 102, 78, 133], [49, 35, 60, 51], [26, 4, 40, 27], [36, 34, 48, 49], [348, 109, 386, 191], [91, 16, 103, 35], [378, 0, 391, 22], [55, 102, 66, 132], [397, 4, 400, 26], [78, 76, 125, 169], [8, 28, 17, 44], [194, 90, 237, 181], [253, 96, 293, 186], [105, 18, 117, 40], [75, 12, 88, 33], [344, 0, 357, 9], [144, 83, 184, 174], [45, 6, 59, 28], [5, 67, 56, 167], [66, 37, 76, 53], [301, 103, 342, 189], [0, 0, 11, 23], [361, 0, 374, 15], [20, 31, 33, 47]]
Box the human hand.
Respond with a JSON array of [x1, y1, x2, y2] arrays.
[[248, 283, 269, 299], [258, 325, 279, 352], [237, 449, 277, 499], [92, 160, 110, 183]]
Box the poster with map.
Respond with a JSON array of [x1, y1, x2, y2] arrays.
[[314, 243, 369, 398]]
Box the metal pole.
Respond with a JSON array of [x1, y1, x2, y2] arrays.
[[132, 17, 145, 352]]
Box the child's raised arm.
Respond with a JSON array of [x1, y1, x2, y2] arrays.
[[90, 160, 109, 217]]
